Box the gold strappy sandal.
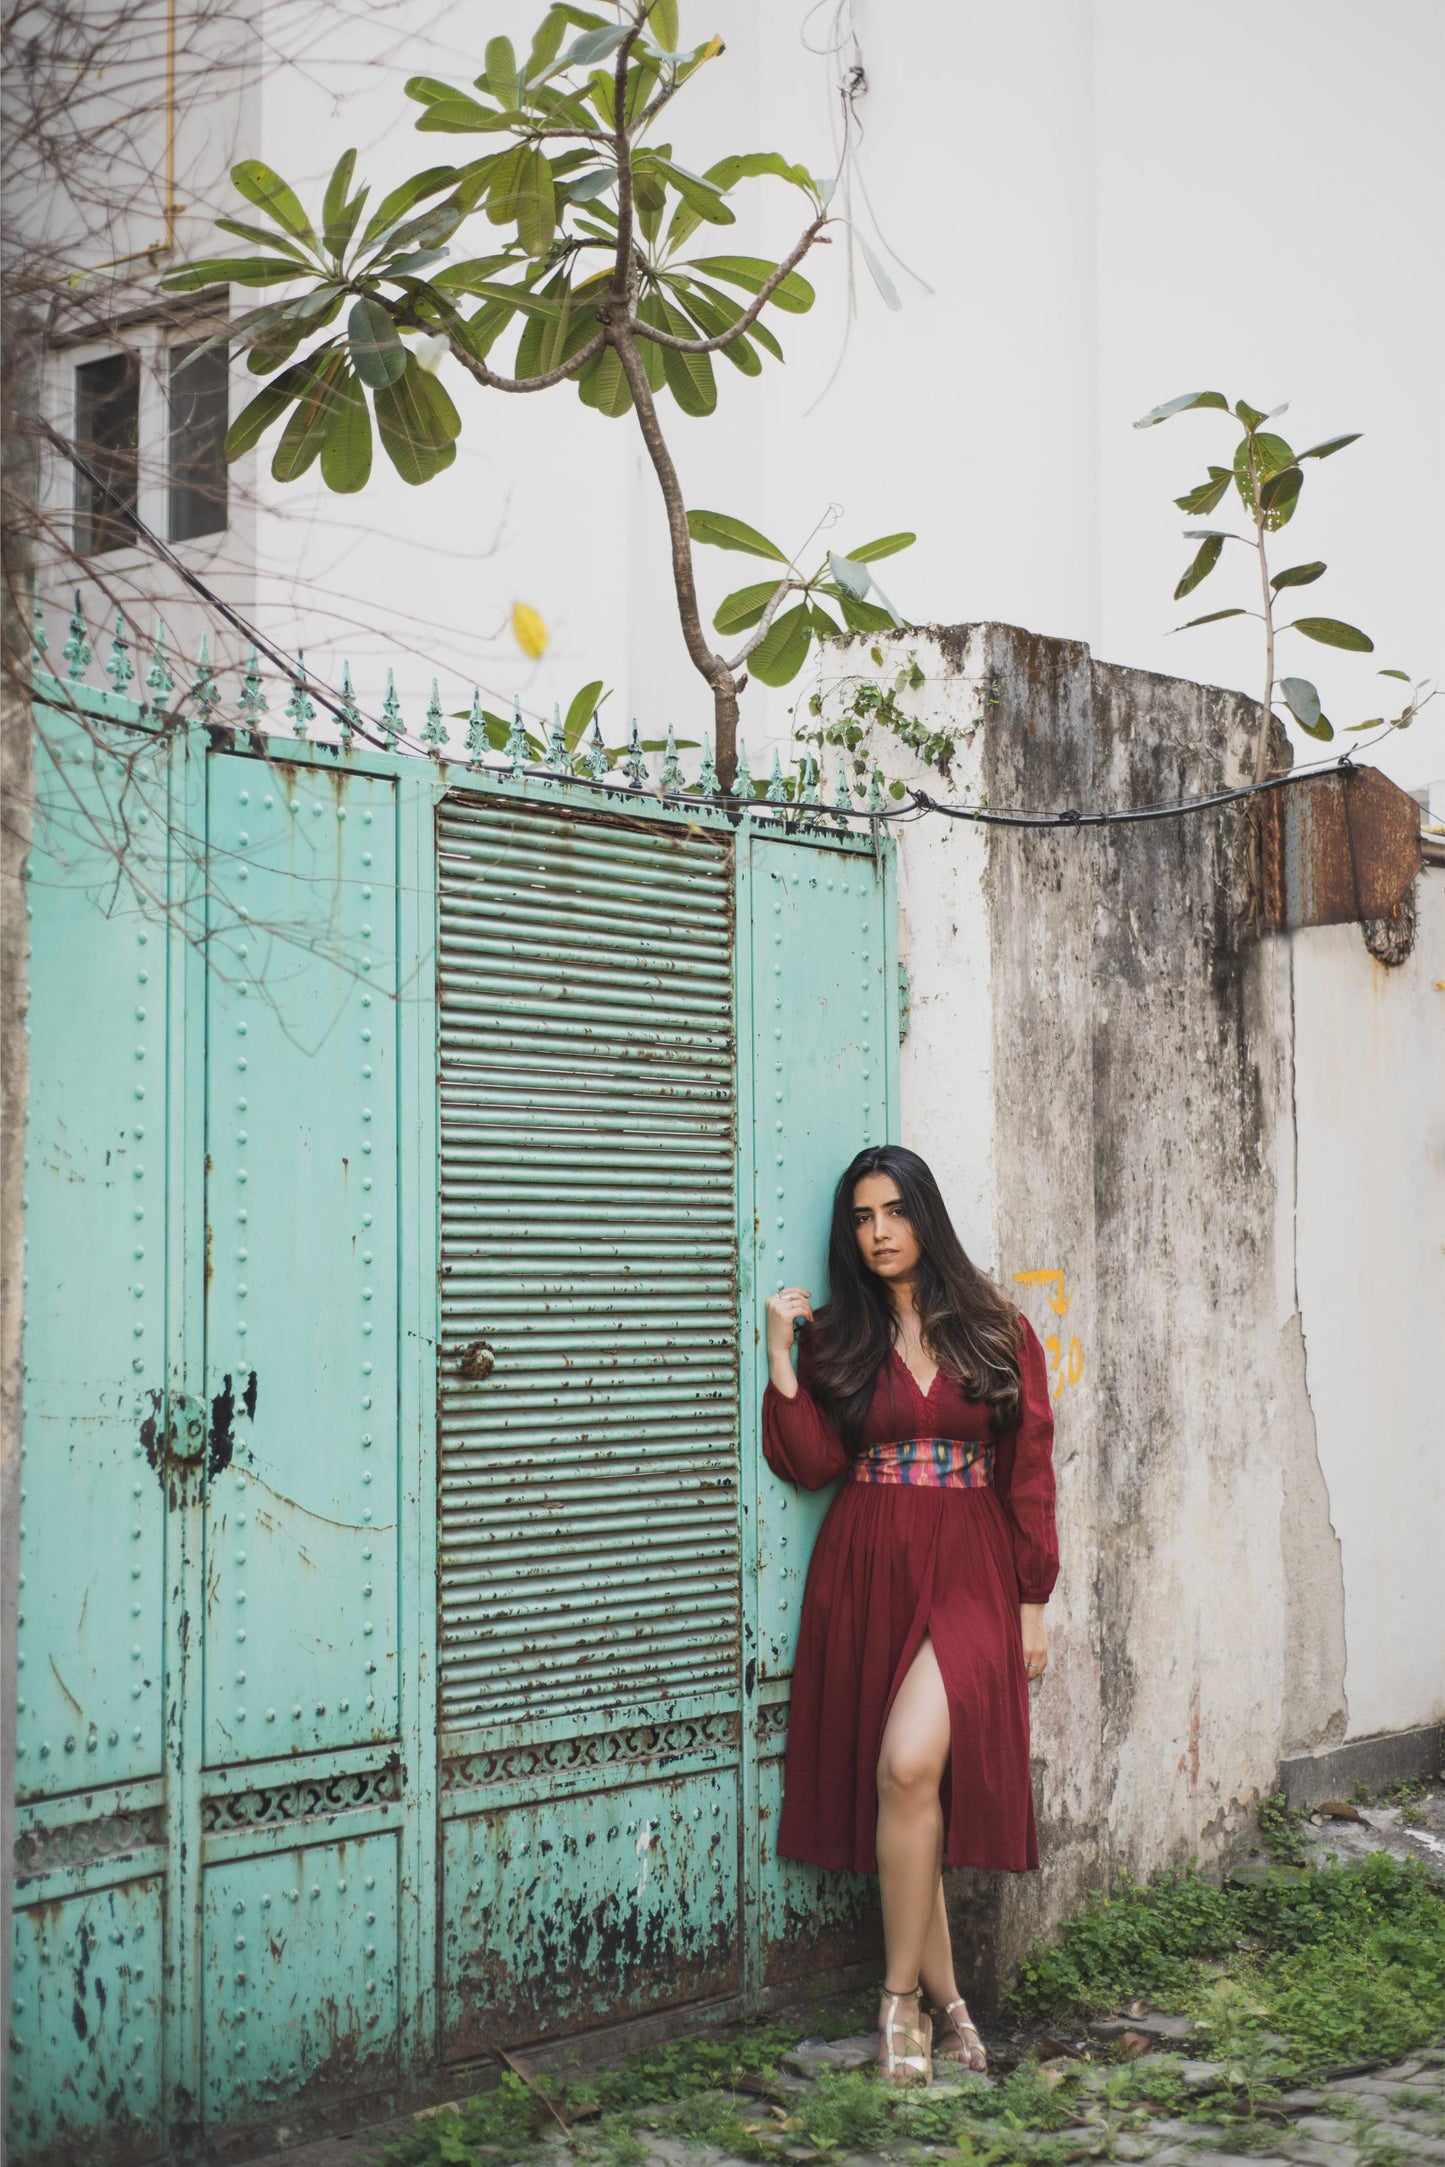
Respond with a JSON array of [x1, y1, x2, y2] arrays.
[[876, 1983, 932, 2087], [931, 1995, 987, 2074]]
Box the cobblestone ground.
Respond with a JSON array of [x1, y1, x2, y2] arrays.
[[252, 2033, 1445, 2167]]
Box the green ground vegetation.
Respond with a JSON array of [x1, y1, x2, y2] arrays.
[[382, 1845, 1445, 2167]]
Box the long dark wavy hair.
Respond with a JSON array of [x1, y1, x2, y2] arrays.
[[805, 1145, 1022, 1443]]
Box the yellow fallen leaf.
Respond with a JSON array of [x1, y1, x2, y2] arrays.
[[511, 602, 548, 659]]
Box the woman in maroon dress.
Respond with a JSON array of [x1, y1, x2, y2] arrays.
[[763, 1145, 1057, 2086]]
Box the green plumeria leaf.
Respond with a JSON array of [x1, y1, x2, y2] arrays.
[[374, 353, 461, 484], [658, 298, 717, 415], [687, 510, 788, 560], [160, 256, 308, 290], [484, 35, 519, 107], [1378, 668, 1412, 681], [1270, 561, 1326, 590], [321, 149, 358, 243], [272, 354, 346, 481], [844, 532, 916, 563], [321, 371, 373, 492], [232, 160, 315, 243], [713, 579, 785, 634], [575, 343, 632, 417], [224, 365, 311, 460], [747, 602, 813, 685], [359, 168, 458, 249], [215, 218, 310, 260], [562, 679, 605, 750], [347, 297, 407, 387], [1289, 617, 1374, 652], [688, 255, 815, 313]]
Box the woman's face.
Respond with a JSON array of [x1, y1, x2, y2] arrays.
[[851, 1173, 922, 1285]]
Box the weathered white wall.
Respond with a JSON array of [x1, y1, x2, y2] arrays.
[[862, 624, 1442, 1999], [1291, 876, 1445, 1741], [43, 0, 1441, 789]]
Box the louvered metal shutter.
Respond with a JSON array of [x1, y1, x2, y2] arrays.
[[437, 795, 739, 1732]]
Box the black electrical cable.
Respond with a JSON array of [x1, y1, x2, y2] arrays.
[[39, 419, 1387, 834]]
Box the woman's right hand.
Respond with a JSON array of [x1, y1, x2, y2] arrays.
[[765, 1287, 814, 1360]]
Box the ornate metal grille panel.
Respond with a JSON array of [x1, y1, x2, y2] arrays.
[[436, 795, 740, 1731]]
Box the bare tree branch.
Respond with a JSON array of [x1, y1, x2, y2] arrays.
[[630, 217, 829, 352], [723, 577, 807, 672]]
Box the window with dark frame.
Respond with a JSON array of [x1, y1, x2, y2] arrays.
[[74, 352, 140, 555], [168, 338, 229, 543]]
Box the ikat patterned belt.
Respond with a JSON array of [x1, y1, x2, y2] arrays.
[[850, 1438, 995, 1489]]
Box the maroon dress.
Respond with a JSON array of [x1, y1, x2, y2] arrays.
[[762, 1317, 1058, 1873]]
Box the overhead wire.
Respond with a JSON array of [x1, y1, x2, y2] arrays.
[[37, 419, 1397, 836]]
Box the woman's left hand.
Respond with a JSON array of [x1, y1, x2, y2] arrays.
[[1021, 1603, 1048, 1685]]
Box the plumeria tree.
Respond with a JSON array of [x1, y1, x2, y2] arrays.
[[163, 0, 914, 781]]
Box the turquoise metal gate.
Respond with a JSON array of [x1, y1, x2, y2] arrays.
[[9, 637, 896, 2163]]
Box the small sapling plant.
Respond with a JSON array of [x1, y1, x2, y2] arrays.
[[1135, 391, 1435, 779]]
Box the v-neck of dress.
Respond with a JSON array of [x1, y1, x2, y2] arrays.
[[891, 1345, 940, 1412]]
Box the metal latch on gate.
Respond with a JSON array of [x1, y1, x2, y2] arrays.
[[140, 1389, 209, 1472]]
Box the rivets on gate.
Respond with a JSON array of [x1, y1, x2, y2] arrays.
[[234, 1933, 246, 1949], [340, 1698, 350, 1713], [265, 1708, 275, 1722], [137, 969, 149, 986], [236, 1670, 246, 1685], [134, 1086, 144, 1102]]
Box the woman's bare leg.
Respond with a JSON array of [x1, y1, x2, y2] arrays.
[[875, 1636, 951, 2004], [919, 1878, 960, 2009]]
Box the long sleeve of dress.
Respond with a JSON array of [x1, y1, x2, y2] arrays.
[[761, 1329, 850, 1490], [993, 1315, 1059, 1603]]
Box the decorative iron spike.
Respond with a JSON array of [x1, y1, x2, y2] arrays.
[[659, 722, 684, 793], [868, 762, 886, 815], [735, 739, 754, 804], [338, 662, 361, 749], [465, 689, 489, 767], [696, 734, 719, 798], [766, 749, 789, 804], [581, 713, 610, 780], [286, 652, 316, 740], [800, 753, 822, 807], [380, 669, 403, 750], [62, 592, 91, 682], [105, 609, 135, 695], [189, 634, 221, 722], [831, 754, 852, 829], [505, 693, 530, 775], [145, 623, 175, 708], [237, 645, 269, 725], [543, 703, 567, 773], [422, 678, 447, 753], [623, 717, 649, 789], [30, 593, 48, 668]]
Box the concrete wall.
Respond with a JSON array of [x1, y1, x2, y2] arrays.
[[852, 624, 1442, 2001]]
